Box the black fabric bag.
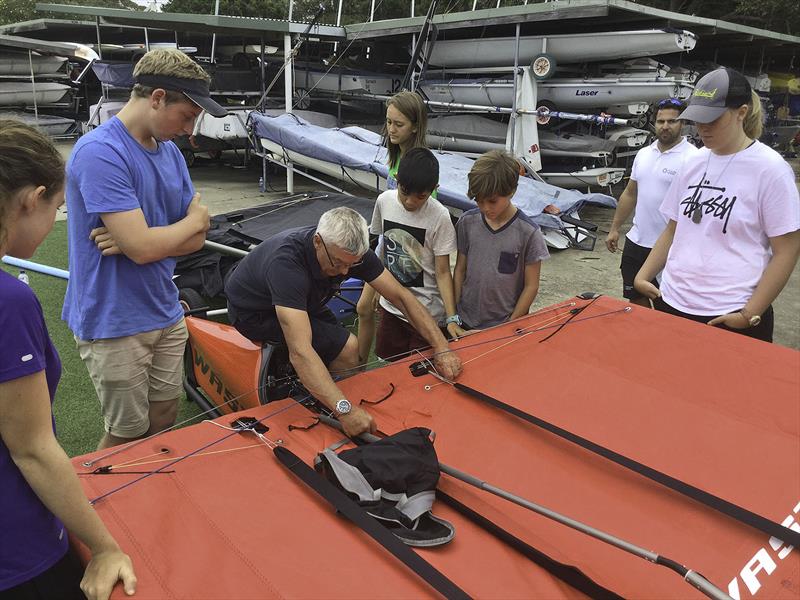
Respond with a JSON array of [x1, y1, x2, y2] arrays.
[[315, 428, 455, 547]]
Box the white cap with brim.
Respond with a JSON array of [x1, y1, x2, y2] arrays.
[[134, 74, 228, 118], [678, 67, 752, 124]]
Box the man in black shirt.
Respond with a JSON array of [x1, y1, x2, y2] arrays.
[[226, 207, 462, 436]]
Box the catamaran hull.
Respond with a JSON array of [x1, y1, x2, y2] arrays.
[[427, 29, 697, 68]]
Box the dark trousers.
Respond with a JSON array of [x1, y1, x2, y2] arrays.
[[653, 297, 774, 343]]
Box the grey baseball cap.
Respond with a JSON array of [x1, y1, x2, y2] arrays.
[[679, 67, 752, 123]]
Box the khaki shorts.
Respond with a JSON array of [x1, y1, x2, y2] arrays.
[[76, 319, 189, 438]]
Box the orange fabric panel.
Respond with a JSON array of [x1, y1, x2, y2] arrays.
[[72, 296, 800, 599]]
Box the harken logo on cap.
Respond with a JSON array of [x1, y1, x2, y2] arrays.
[[693, 87, 717, 99]]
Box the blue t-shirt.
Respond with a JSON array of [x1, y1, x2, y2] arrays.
[[62, 116, 194, 340], [0, 271, 67, 591]]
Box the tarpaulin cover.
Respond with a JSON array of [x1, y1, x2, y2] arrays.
[[251, 112, 616, 230], [73, 296, 800, 599]]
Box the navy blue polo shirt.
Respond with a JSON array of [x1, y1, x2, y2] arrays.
[[225, 226, 384, 317]]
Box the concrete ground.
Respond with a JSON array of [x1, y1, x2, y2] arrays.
[[54, 142, 800, 350]]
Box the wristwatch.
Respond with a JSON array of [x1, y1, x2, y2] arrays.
[[334, 399, 352, 416], [739, 308, 762, 328], [445, 314, 462, 326]]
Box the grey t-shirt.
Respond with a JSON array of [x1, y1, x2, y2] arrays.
[[456, 208, 549, 328]]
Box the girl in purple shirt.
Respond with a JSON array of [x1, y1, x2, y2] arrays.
[[0, 120, 135, 599]]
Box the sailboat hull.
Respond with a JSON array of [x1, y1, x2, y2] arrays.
[[428, 29, 697, 68], [421, 77, 692, 111], [0, 82, 71, 106]]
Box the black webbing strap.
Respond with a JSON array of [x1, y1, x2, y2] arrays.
[[436, 490, 625, 600], [451, 382, 800, 547], [273, 446, 471, 600]]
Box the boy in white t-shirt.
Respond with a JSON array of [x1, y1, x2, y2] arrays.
[[356, 147, 460, 362], [605, 98, 699, 307]]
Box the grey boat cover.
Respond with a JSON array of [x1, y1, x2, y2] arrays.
[[539, 131, 617, 155], [252, 112, 615, 230], [91, 61, 134, 88]]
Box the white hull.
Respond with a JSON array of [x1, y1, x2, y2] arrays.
[[0, 82, 71, 106], [421, 77, 691, 111], [428, 29, 697, 68], [0, 54, 67, 75], [296, 69, 401, 95], [539, 167, 625, 189], [607, 127, 651, 148]]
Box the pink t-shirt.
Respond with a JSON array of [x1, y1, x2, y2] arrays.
[[659, 141, 800, 315]]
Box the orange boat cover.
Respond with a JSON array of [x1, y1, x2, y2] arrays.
[[73, 296, 800, 599]]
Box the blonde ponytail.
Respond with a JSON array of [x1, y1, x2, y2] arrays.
[[743, 90, 763, 140]]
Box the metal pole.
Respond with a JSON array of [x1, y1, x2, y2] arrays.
[[370, 0, 375, 21], [144, 27, 150, 52], [27, 49, 39, 121], [334, 0, 343, 54], [507, 23, 521, 153], [95, 16, 103, 60], [284, 33, 294, 193], [336, 91, 630, 126], [210, 0, 220, 63], [203, 240, 249, 258], [318, 414, 732, 600]]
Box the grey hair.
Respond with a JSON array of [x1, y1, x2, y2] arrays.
[[316, 207, 369, 255]]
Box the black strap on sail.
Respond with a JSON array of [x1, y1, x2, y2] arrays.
[[436, 490, 625, 600], [448, 381, 800, 547], [273, 446, 471, 600]]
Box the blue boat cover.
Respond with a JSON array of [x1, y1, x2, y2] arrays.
[[252, 112, 616, 229]]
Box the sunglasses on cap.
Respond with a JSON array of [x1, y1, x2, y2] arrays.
[[657, 98, 684, 109]]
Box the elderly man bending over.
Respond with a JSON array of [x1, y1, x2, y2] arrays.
[[225, 207, 462, 436]]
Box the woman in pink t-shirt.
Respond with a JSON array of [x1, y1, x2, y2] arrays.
[[0, 120, 135, 599], [635, 68, 800, 342]]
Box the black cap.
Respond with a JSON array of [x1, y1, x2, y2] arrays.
[[678, 67, 751, 123], [135, 74, 227, 118]]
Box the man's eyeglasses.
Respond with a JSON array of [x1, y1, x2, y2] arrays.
[[657, 98, 684, 110], [318, 234, 363, 270]]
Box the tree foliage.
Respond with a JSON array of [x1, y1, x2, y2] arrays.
[[0, 0, 141, 26]]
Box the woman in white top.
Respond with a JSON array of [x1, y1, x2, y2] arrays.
[[635, 67, 800, 342]]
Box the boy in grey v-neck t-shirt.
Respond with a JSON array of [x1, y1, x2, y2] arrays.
[[456, 208, 549, 329]]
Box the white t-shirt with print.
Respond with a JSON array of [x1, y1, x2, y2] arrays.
[[628, 137, 700, 248], [371, 189, 456, 324], [659, 140, 800, 315]]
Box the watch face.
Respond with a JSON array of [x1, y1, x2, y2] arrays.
[[750, 315, 762, 327], [336, 399, 352, 415]]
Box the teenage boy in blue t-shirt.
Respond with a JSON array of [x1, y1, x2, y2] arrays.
[[454, 150, 549, 330], [63, 49, 226, 449]]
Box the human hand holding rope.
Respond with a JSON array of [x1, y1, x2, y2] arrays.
[[433, 348, 462, 380]]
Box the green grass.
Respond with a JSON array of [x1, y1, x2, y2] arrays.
[[2, 221, 202, 457]]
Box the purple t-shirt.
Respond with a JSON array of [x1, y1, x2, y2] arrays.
[[0, 271, 67, 591]]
